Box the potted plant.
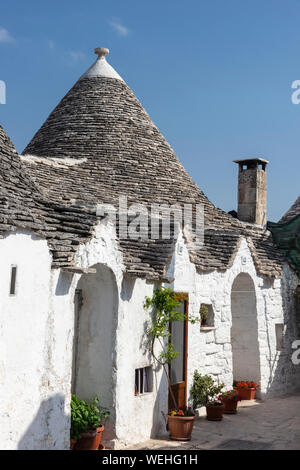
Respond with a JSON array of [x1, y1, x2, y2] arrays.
[[218, 389, 242, 414], [167, 406, 195, 441], [205, 400, 225, 421], [70, 395, 109, 450], [233, 381, 259, 400], [200, 304, 209, 327], [145, 287, 200, 440], [190, 371, 225, 421]]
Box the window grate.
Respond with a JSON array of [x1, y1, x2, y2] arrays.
[[135, 366, 153, 395]]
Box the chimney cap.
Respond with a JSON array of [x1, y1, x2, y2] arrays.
[[233, 157, 269, 165]]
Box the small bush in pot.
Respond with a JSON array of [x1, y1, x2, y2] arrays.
[[218, 389, 242, 414], [70, 395, 109, 450], [190, 371, 225, 421]]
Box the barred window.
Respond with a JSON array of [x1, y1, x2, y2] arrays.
[[135, 367, 153, 395]]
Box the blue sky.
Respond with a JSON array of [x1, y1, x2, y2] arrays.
[[0, 0, 299, 222]]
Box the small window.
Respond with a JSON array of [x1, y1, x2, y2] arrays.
[[200, 303, 214, 327], [275, 324, 284, 351], [9, 265, 17, 296], [135, 367, 153, 395]]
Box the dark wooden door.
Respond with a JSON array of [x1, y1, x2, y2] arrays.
[[168, 294, 188, 410]]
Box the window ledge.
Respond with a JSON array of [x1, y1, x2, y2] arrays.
[[200, 326, 216, 331]]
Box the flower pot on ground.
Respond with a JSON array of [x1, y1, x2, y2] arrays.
[[218, 389, 242, 414], [70, 395, 109, 451], [74, 426, 104, 450], [167, 407, 195, 441], [233, 381, 259, 401], [206, 401, 225, 421], [190, 371, 225, 420]]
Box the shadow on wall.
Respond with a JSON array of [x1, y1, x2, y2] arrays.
[[55, 271, 73, 296], [150, 362, 169, 439], [138, 308, 168, 440], [263, 276, 300, 398], [17, 394, 68, 450], [72, 263, 118, 446]]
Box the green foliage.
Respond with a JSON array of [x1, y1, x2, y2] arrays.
[[199, 304, 209, 320], [70, 395, 110, 440], [190, 371, 224, 408], [145, 287, 200, 365]]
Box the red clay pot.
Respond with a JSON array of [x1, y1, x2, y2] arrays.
[[74, 426, 104, 450], [167, 415, 195, 441], [222, 398, 238, 414], [206, 404, 225, 421], [70, 439, 77, 450], [236, 387, 256, 400]]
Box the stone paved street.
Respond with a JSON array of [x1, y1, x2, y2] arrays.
[[128, 395, 300, 450]]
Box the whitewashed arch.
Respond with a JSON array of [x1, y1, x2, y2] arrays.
[[231, 272, 261, 385]]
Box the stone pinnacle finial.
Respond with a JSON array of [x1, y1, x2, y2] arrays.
[[94, 47, 109, 58]]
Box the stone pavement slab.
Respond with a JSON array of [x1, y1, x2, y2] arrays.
[[127, 394, 300, 450]]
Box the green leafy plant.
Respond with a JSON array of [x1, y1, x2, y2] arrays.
[[190, 371, 224, 409], [70, 395, 110, 440], [200, 304, 209, 325], [145, 287, 200, 409]]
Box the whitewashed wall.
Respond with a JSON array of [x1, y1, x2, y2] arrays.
[[0, 225, 299, 450], [0, 230, 53, 449], [169, 234, 300, 402]]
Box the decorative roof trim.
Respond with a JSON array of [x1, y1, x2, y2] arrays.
[[79, 48, 124, 82]]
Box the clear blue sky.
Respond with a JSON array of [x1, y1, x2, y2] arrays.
[[0, 0, 299, 222]]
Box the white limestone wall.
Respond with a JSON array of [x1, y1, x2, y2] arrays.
[[0, 221, 126, 450], [0, 230, 54, 449], [0, 223, 299, 450], [112, 276, 168, 448], [85, 228, 300, 448], [168, 234, 300, 402]]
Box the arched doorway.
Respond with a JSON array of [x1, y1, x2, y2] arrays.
[[231, 273, 261, 385], [71, 263, 118, 440]]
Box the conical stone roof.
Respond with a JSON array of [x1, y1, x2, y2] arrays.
[[280, 196, 300, 223], [0, 124, 100, 265], [20, 48, 287, 278]]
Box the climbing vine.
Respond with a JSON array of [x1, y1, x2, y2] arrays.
[[144, 286, 200, 409]]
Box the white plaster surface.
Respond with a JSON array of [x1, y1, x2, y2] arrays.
[[0, 225, 299, 450], [80, 56, 124, 82]]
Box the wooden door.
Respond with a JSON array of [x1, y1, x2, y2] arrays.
[[168, 294, 188, 410]]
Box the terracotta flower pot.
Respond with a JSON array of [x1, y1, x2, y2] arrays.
[[70, 438, 77, 450], [167, 415, 195, 441], [74, 426, 104, 450], [222, 398, 238, 414], [206, 404, 224, 421], [236, 387, 256, 400]]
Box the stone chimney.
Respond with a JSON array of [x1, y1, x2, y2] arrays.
[[233, 158, 269, 226]]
